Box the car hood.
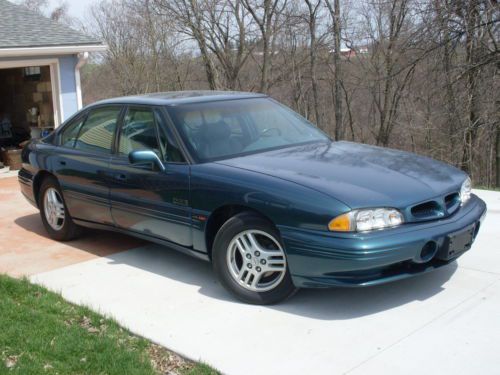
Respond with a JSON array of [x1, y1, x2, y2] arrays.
[[216, 141, 467, 209]]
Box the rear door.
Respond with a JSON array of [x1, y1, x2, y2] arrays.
[[53, 105, 123, 225], [108, 106, 191, 246]]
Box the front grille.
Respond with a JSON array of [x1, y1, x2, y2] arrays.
[[411, 201, 442, 218], [408, 191, 460, 222], [445, 192, 460, 215]]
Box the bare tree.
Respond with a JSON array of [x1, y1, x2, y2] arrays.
[[456, 0, 491, 177], [89, 0, 188, 95], [18, 0, 48, 14], [242, 0, 286, 93], [19, 0, 73, 25], [203, 0, 254, 90], [154, 0, 222, 90], [304, 0, 323, 130], [324, 0, 343, 139], [355, 0, 418, 146], [81, 0, 500, 187]]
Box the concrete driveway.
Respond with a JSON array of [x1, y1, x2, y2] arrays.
[[2, 175, 499, 374]]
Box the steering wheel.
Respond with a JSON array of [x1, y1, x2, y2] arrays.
[[260, 127, 282, 137]]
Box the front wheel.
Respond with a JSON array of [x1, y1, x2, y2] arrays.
[[212, 212, 297, 304]]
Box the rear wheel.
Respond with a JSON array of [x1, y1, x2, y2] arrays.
[[212, 212, 297, 304], [38, 176, 81, 241]]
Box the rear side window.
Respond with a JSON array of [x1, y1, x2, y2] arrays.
[[60, 115, 85, 148], [74, 107, 121, 154], [118, 108, 160, 156]]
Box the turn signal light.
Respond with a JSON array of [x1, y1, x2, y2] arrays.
[[328, 213, 353, 232]]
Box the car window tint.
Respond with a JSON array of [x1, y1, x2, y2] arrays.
[[224, 116, 245, 135], [154, 110, 185, 163], [168, 98, 327, 161], [60, 115, 85, 148], [118, 108, 160, 156], [74, 107, 120, 154], [172, 108, 246, 160]]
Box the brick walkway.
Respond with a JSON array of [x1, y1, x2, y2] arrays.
[[0, 176, 144, 277]]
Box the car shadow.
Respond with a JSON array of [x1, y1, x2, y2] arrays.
[[102, 241, 458, 321], [14, 213, 458, 321], [273, 263, 457, 320], [13, 213, 146, 257]]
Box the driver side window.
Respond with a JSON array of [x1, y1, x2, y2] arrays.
[[60, 115, 85, 148], [118, 108, 160, 157]]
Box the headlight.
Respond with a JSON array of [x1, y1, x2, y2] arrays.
[[459, 177, 472, 204], [329, 208, 404, 232]]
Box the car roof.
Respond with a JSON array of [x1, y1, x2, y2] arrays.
[[91, 91, 268, 107]]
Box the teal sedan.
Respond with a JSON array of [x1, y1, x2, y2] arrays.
[[18, 91, 487, 304]]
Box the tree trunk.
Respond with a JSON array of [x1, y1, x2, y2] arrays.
[[332, 0, 342, 139], [305, 0, 321, 130], [261, 33, 270, 93], [437, 0, 461, 164], [460, 1, 480, 177], [260, 0, 275, 93], [325, 0, 343, 139]]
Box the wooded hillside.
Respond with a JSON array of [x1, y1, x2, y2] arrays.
[[79, 0, 499, 187]]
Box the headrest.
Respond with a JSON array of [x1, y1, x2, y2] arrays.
[[202, 120, 231, 141], [183, 112, 203, 127]]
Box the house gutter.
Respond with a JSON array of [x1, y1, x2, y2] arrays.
[[75, 52, 89, 109], [0, 44, 107, 58]]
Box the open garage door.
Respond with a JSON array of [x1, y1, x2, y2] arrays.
[[0, 60, 61, 172]]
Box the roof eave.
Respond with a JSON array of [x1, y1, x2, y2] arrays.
[[0, 44, 107, 58]]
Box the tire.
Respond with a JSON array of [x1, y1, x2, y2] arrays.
[[212, 212, 297, 304], [38, 176, 81, 241]]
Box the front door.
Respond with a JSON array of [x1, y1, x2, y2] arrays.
[[108, 106, 191, 247], [53, 106, 123, 225]]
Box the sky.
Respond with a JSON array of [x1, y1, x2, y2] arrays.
[[47, 0, 95, 20]]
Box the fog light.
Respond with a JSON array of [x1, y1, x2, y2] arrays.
[[420, 241, 437, 262]]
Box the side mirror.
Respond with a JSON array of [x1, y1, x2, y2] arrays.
[[128, 150, 165, 172]]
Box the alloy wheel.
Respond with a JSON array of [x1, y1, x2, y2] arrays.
[[226, 229, 287, 292], [43, 187, 65, 231]]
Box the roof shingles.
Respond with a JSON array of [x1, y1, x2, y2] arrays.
[[0, 0, 102, 49]]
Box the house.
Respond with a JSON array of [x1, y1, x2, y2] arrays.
[[328, 45, 370, 58], [0, 0, 105, 150]]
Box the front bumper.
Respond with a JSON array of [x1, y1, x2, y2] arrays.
[[279, 195, 487, 288]]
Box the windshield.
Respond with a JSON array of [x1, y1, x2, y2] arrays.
[[167, 97, 329, 162]]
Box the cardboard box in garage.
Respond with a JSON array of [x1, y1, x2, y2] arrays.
[[0, 148, 22, 170]]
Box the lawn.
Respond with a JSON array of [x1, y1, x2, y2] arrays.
[[0, 275, 217, 375]]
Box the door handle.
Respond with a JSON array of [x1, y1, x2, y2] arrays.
[[115, 173, 128, 181], [59, 160, 66, 166]]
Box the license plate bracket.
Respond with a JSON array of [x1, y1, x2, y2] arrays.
[[437, 225, 475, 261]]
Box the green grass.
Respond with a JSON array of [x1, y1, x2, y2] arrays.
[[0, 275, 217, 375]]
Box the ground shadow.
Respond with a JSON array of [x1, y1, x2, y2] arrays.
[[102, 241, 458, 321], [14, 213, 146, 257], [274, 263, 457, 320], [15, 212, 458, 320]]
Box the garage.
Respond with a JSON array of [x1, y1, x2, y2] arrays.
[[0, 65, 56, 151], [0, 0, 106, 173]]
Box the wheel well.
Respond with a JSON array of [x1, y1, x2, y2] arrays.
[[33, 170, 55, 206], [205, 205, 275, 259]]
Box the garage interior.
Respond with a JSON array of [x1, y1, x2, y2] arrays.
[[0, 65, 55, 171]]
